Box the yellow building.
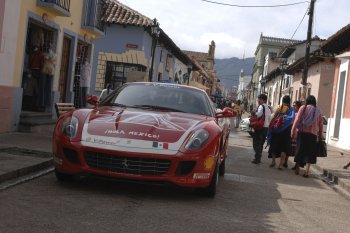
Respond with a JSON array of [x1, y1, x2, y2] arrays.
[[0, 0, 104, 133]]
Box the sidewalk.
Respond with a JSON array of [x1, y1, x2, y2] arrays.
[[0, 131, 350, 199], [313, 144, 350, 198], [0, 132, 53, 184]]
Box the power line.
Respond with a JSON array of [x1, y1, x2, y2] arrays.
[[200, 0, 309, 8], [290, 5, 309, 39]]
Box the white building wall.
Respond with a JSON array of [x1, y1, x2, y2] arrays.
[[327, 59, 350, 150]]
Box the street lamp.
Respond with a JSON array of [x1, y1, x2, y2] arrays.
[[187, 64, 192, 85], [148, 18, 160, 82]]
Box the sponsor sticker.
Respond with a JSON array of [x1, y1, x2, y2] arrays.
[[193, 173, 210, 180]]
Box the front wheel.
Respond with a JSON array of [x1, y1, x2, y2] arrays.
[[55, 170, 73, 182], [195, 162, 218, 197], [219, 156, 226, 176]]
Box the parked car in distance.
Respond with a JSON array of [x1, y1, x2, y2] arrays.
[[52, 82, 235, 197], [239, 118, 250, 132]]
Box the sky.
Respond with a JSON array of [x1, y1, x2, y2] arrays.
[[118, 0, 350, 59]]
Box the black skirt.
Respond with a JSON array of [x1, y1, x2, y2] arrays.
[[268, 126, 292, 156], [294, 132, 317, 165]]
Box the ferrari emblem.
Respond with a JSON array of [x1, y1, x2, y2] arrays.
[[122, 158, 128, 168]]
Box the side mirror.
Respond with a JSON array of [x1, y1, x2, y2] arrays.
[[216, 107, 236, 118], [86, 95, 99, 106]]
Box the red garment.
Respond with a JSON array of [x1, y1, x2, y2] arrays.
[[30, 50, 45, 70]]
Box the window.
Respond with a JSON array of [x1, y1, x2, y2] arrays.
[[105, 62, 146, 89], [159, 49, 163, 62], [27, 21, 56, 54]]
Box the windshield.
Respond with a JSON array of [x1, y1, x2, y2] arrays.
[[100, 83, 213, 116]]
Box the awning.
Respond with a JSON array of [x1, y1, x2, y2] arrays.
[[189, 81, 210, 91]]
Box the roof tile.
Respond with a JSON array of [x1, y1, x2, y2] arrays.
[[103, 0, 152, 26]]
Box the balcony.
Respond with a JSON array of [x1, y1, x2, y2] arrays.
[[36, 0, 71, 17], [81, 0, 105, 36]]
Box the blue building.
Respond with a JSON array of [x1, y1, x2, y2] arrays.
[[90, 0, 193, 96]]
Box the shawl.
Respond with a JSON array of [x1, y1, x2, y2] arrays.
[[298, 105, 321, 130]]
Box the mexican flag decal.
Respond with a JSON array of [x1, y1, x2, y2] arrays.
[[152, 142, 169, 149]]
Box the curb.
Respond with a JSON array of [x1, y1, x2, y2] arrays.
[[313, 164, 350, 201], [0, 159, 54, 184]]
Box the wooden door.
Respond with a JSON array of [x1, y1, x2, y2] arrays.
[[58, 36, 71, 102]]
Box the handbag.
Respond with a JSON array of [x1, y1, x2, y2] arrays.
[[249, 114, 265, 131], [249, 105, 265, 131], [316, 140, 327, 157]]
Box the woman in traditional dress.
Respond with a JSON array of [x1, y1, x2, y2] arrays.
[[291, 95, 323, 177]]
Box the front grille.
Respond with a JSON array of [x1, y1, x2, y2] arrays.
[[84, 151, 171, 175]]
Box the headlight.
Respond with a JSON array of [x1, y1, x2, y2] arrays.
[[185, 129, 210, 149], [61, 116, 79, 138]]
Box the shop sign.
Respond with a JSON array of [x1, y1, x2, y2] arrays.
[[126, 44, 138, 49]]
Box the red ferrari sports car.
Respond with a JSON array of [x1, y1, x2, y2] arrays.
[[53, 82, 235, 197]]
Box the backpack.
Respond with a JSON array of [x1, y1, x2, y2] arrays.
[[269, 106, 294, 133]]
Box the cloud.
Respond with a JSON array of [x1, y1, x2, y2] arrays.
[[119, 0, 350, 59]]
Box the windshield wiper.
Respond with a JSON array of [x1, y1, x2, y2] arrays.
[[132, 105, 184, 112]]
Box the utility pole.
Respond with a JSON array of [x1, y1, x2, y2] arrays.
[[301, 0, 316, 102]]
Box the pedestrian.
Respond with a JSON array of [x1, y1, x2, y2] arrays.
[[267, 95, 295, 170], [251, 94, 272, 164], [287, 100, 302, 169], [291, 95, 324, 177], [232, 100, 243, 128]]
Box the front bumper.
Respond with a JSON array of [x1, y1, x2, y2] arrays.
[[53, 137, 217, 188]]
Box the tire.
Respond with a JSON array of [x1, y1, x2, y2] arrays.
[[55, 170, 73, 182], [195, 162, 219, 198], [219, 156, 226, 176]]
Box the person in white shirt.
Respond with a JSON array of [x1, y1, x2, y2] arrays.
[[251, 94, 272, 164]]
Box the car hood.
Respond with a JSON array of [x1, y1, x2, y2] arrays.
[[81, 107, 211, 155]]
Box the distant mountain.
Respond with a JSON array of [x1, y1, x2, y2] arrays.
[[215, 57, 255, 89]]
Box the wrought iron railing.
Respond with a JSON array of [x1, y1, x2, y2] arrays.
[[82, 0, 105, 33], [39, 0, 70, 12]]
